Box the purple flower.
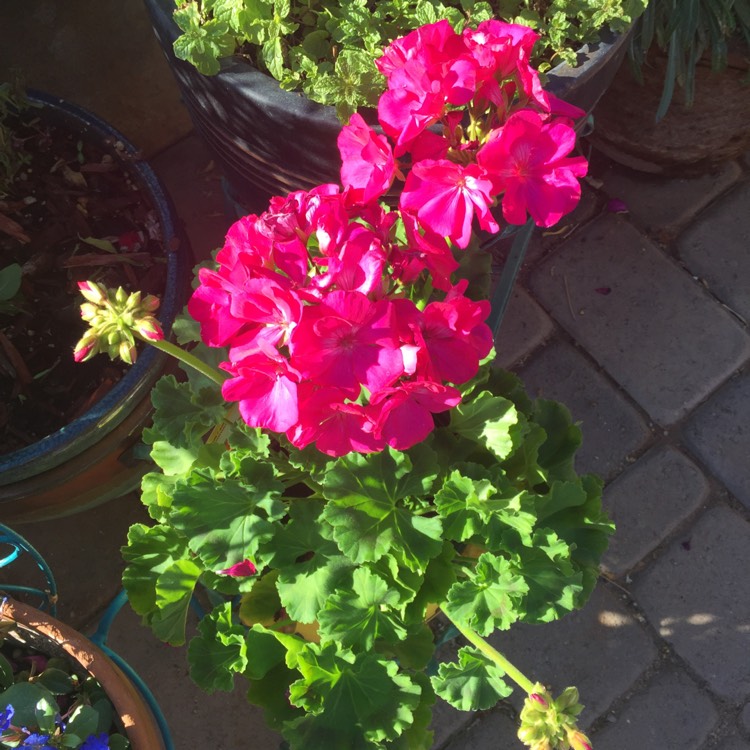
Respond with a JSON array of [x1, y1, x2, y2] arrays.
[[81, 734, 111, 750], [20, 732, 54, 748], [0, 704, 14, 731]]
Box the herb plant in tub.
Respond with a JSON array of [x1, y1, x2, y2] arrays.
[[77, 21, 610, 750]]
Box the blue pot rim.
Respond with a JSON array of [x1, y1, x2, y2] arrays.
[[0, 90, 185, 480]]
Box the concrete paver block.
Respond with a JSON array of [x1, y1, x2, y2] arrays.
[[597, 161, 741, 238], [494, 287, 555, 369], [530, 215, 750, 425], [678, 181, 750, 322], [439, 706, 520, 750], [602, 445, 710, 576], [517, 339, 653, 480], [590, 667, 718, 750], [488, 586, 658, 723], [716, 733, 750, 750], [684, 372, 750, 509], [430, 699, 483, 748], [633, 506, 750, 700]]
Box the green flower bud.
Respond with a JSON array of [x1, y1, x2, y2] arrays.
[[74, 280, 164, 365]]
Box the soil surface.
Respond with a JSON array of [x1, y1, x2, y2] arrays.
[[0, 100, 166, 455]]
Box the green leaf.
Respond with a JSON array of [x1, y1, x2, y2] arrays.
[[0, 682, 56, 730], [276, 553, 354, 624], [285, 643, 422, 748], [444, 552, 528, 635], [170, 473, 285, 571], [431, 645, 513, 711], [320, 445, 438, 517], [188, 602, 248, 692], [0, 262, 21, 302], [150, 440, 200, 476], [533, 399, 582, 482], [66, 705, 100, 743], [0, 652, 13, 689], [449, 391, 519, 460], [317, 568, 407, 649], [322, 503, 444, 572], [239, 570, 282, 626], [121, 523, 198, 645], [37, 667, 74, 694]]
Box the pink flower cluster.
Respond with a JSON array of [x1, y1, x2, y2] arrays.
[[340, 19, 588, 247], [189, 185, 493, 457], [189, 20, 589, 457]]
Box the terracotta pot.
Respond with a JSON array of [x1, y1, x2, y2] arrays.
[[143, 0, 632, 211], [0, 92, 191, 522], [0, 597, 166, 749], [589, 43, 750, 174]]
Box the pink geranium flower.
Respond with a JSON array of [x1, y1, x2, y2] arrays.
[[477, 110, 588, 226], [338, 113, 396, 203], [290, 291, 404, 395], [221, 351, 300, 433], [371, 380, 462, 450], [288, 384, 384, 456], [400, 159, 499, 248]]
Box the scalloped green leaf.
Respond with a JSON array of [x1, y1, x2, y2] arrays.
[[317, 568, 407, 649], [449, 391, 518, 460], [188, 602, 248, 692], [444, 553, 528, 635], [431, 645, 512, 711], [169, 474, 285, 571], [285, 643, 422, 748]]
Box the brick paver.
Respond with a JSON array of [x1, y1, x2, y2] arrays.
[[517, 338, 652, 480], [489, 586, 658, 723], [494, 286, 555, 369], [601, 445, 710, 576], [633, 506, 750, 700], [440, 706, 520, 750], [597, 160, 741, 238], [683, 372, 750, 510], [531, 214, 750, 424], [716, 733, 750, 750], [678, 181, 750, 322], [590, 667, 718, 750]]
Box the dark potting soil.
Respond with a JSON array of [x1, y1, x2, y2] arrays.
[[0, 103, 167, 455]]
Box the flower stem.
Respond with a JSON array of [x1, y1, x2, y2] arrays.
[[146, 338, 226, 386], [442, 611, 536, 695]]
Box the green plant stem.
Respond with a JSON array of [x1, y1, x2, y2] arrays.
[[146, 338, 226, 385], [442, 611, 536, 695]]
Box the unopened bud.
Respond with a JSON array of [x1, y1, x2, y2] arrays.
[[73, 333, 98, 363], [141, 294, 161, 313], [135, 317, 164, 342], [115, 286, 129, 305], [119, 340, 137, 365], [566, 729, 593, 750], [77, 280, 107, 305], [530, 693, 549, 709]]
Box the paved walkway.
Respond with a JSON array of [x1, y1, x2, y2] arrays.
[[3, 2, 750, 748]]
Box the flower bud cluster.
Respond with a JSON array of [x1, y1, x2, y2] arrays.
[[73, 280, 163, 365], [517, 684, 592, 750]]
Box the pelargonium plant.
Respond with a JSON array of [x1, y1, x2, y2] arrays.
[[76, 20, 610, 750]]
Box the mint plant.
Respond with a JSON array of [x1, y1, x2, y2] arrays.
[[170, 0, 647, 118]]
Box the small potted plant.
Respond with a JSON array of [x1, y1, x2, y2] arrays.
[[0, 597, 165, 749], [589, 0, 750, 173], [0, 83, 190, 522], [143, 0, 646, 208], [78, 22, 611, 750]]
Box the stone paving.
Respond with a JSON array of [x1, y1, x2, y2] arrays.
[[2, 2, 750, 748]]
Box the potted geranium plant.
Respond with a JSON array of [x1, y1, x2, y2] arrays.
[[143, 0, 645, 209], [77, 21, 611, 750]]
